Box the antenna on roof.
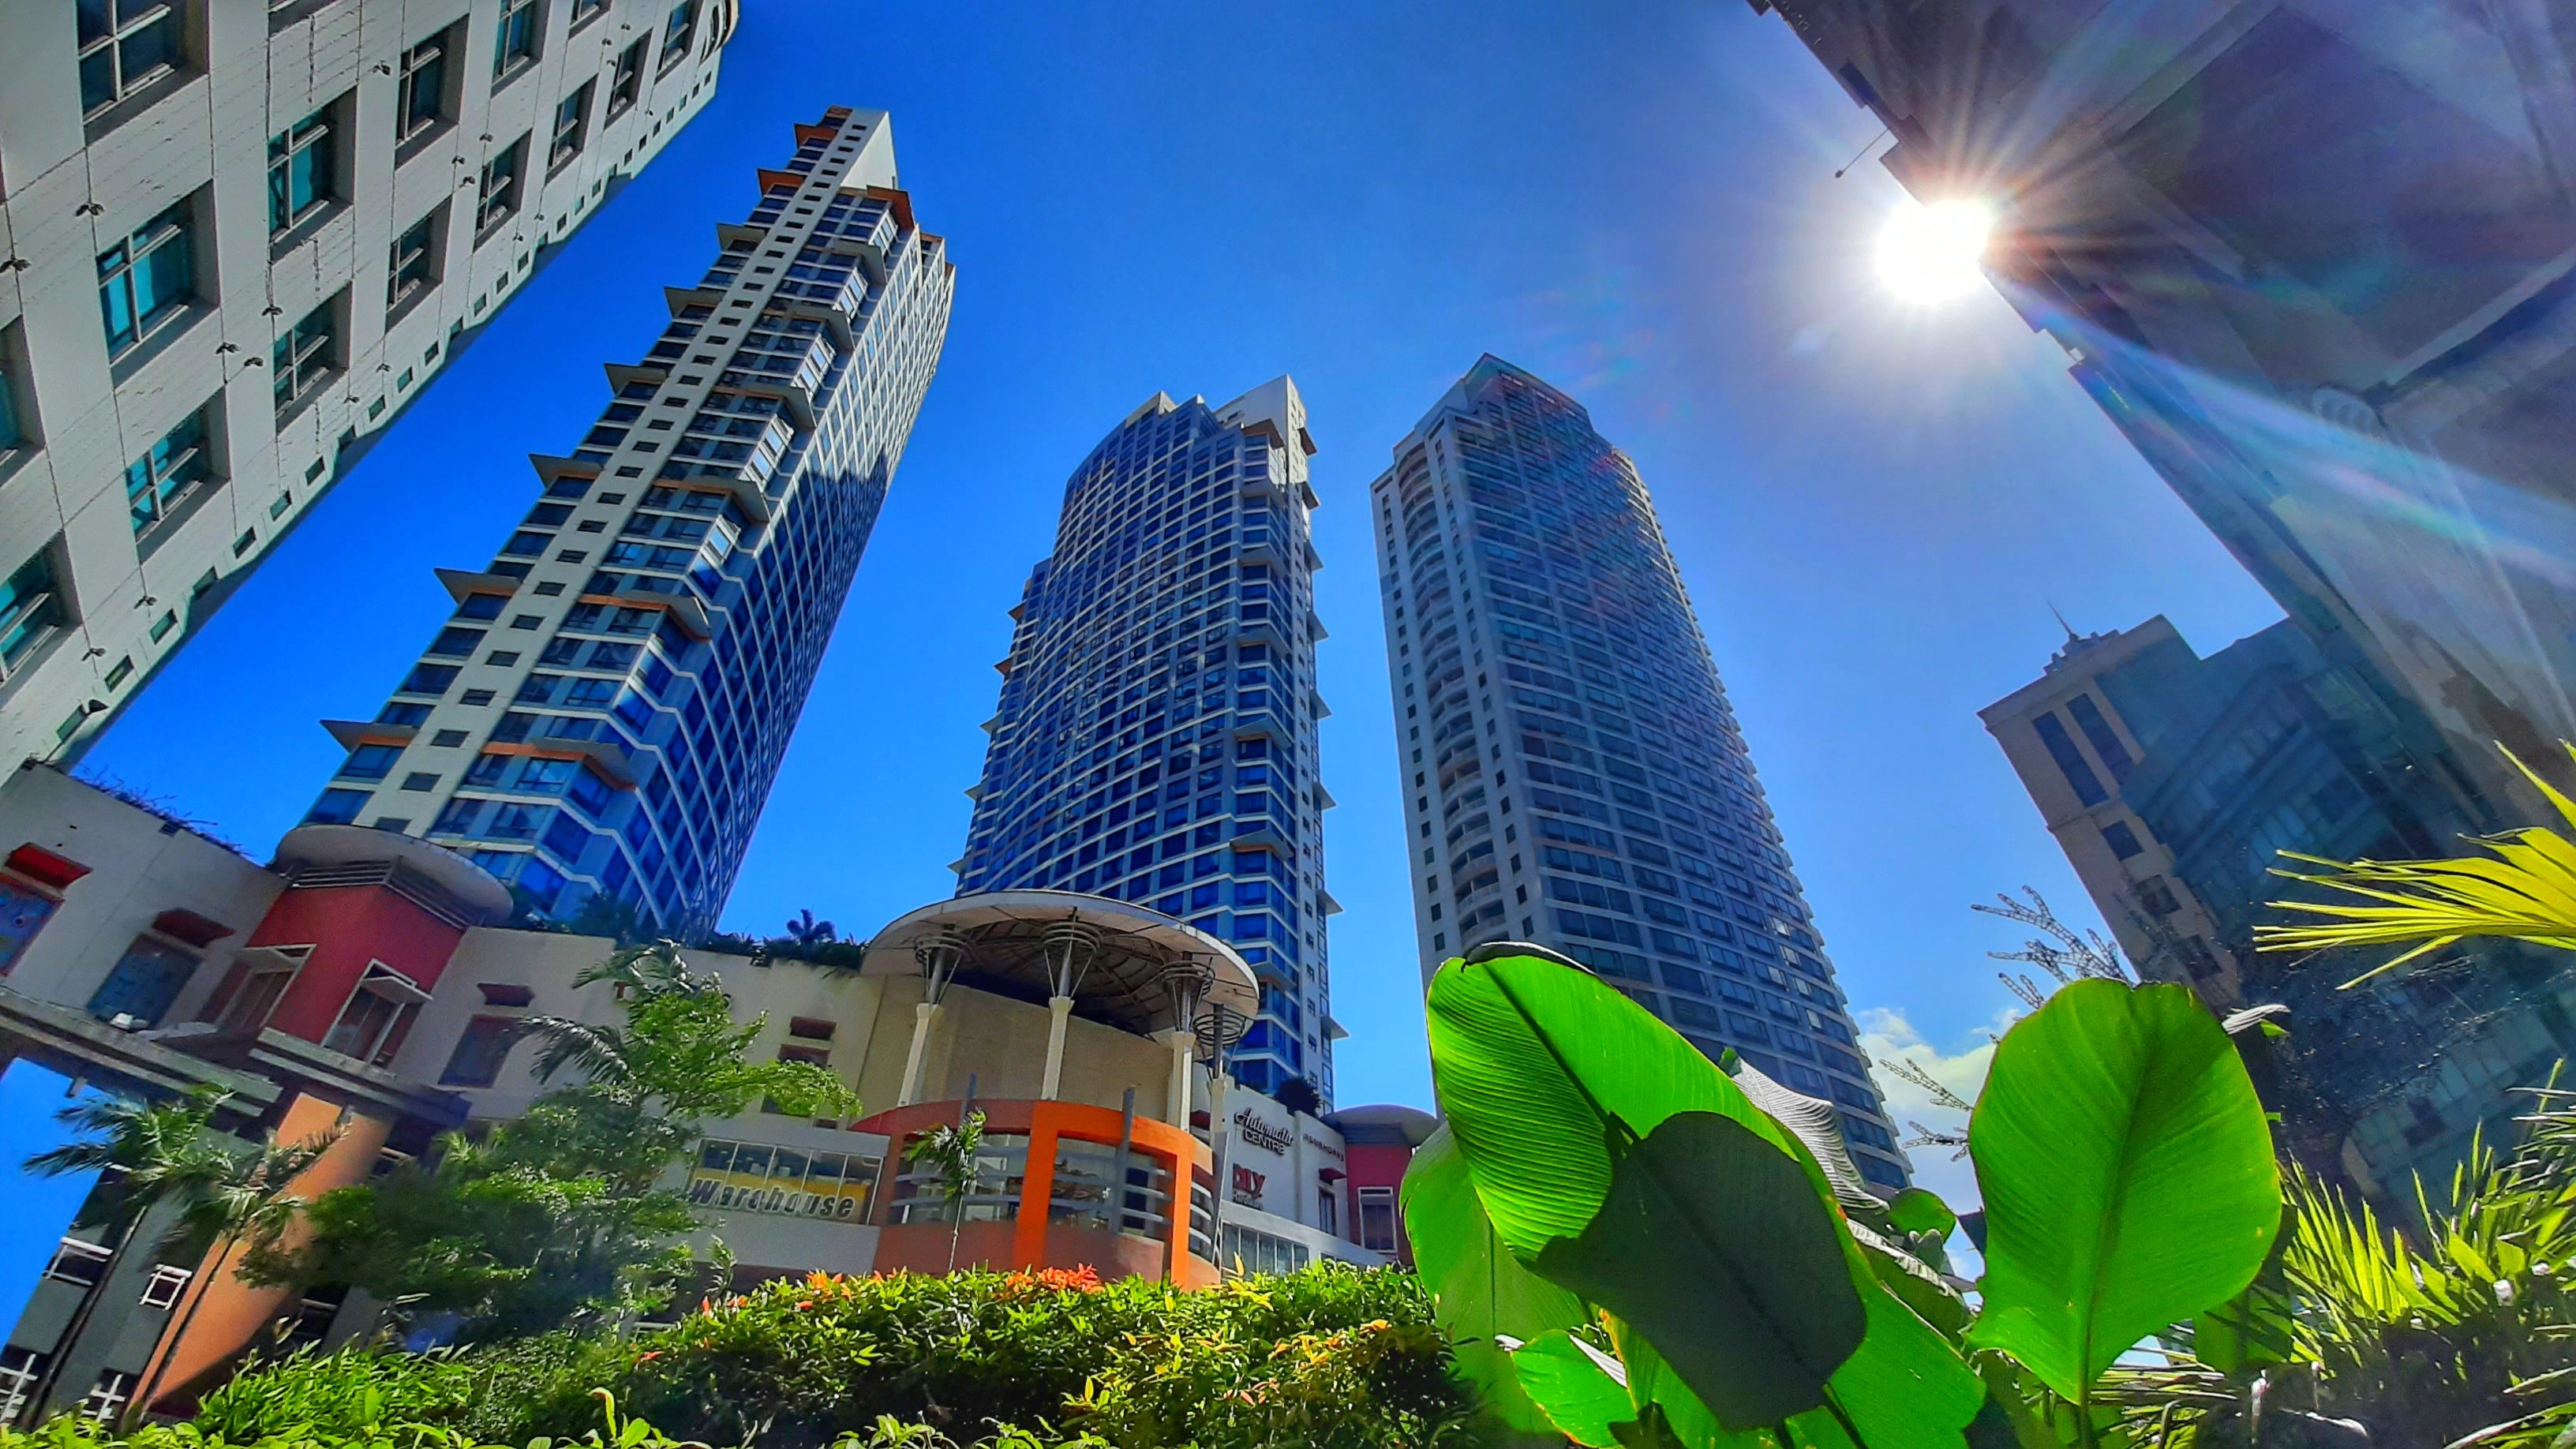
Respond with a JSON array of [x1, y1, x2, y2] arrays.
[[1834, 125, 1892, 179], [2048, 601, 2079, 643]]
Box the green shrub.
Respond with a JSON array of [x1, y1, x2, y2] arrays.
[[501, 1264, 1482, 1448], [10, 1266, 1489, 1449]]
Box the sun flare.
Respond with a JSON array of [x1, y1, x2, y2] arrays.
[[1876, 197, 1994, 303]]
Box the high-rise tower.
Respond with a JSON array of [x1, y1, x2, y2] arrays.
[[957, 380, 1338, 1106], [1372, 356, 1908, 1192], [0, 0, 739, 767], [304, 107, 953, 936]]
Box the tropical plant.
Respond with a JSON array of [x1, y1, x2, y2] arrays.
[[905, 1109, 987, 1274], [1275, 1076, 1325, 1118], [2256, 743, 2576, 984], [1402, 949, 2286, 1448], [4, 1380, 702, 1449], [785, 909, 838, 945], [21, 1087, 335, 1425], [105, 1116, 345, 1422], [243, 942, 855, 1341], [22, 1087, 240, 1420]]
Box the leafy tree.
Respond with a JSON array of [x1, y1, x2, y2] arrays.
[[245, 943, 855, 1341]]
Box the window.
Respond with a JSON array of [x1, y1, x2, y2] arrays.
[[78, 0, 184, 117], [2066, 694, 2134, 778], [80, 1372, 133, 1423], [0, 1347, 44, 1425], [396, 32, 447, 141], [139, 1264, 191, 1310], [0, 876, 60, 973], [266, 105, 334, 235], [271, 300, 335, 413], [323, 962, 427, 1064], [85, 937, 196, 1026], [2101, 820, 2144, 859], [97, 202, 193, 359], [44, 1237, 114, 1289], [337, 743, 401, 780], [657, 0, 699, 69], [124, 404, 212, 538], [0, 546, 62, 675], [690, 1138, 880, 1221], [438, 1014, 525, 1086], [208, 955, 301, 1035], [492, 0, 541, 78], [388, 208, 440, 310], [570, 0, 608, 24], [608, 36, 646, 114], [549, 81, 593, 167], [2031, 711, 2107, 807], [305, 787, 368, 825], [1356, 1185, 1398, 1252], [0, 358, 22, 455], [476, 137, 528, 232]]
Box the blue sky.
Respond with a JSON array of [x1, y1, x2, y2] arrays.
[[87, 0, 2282, 1185]]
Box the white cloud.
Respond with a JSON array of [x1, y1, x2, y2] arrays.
[[1855, 1005, 2019, 1216]]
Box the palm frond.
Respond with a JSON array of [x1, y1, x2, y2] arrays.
[[525, 1015, 635, 1088], [572, 940, 722, 999], [2256, 744, 2576, 986]]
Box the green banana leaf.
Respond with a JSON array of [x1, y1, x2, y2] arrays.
[[1531, 1111, 1869, 1425], [1402, 1122, 1586, 1437], [1965, 979, 2282, 1402], [1514, 1331, 1638, 1447]]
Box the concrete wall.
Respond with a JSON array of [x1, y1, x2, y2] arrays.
[[0, 762, 280, 1023]]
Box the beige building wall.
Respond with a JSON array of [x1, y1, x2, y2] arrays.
[[1979, 620, 2245, 1004], [0, 0, 737, 767], [0, 762, 281, 1022]]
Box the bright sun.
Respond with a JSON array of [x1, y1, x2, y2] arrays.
[[1875, 197, 1994, 304]]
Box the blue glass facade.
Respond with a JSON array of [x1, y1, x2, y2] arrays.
[[957, 380, 1336, 1106], [1373, 356, 1908, 1190], [305, 108, 953, 936]]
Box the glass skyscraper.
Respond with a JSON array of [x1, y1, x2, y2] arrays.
[[305, 107, 953, 936], [956, 379, 1337, 1106], [1372, 356, 1909, 1191]]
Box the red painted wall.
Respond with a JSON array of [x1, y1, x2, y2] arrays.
[[245, 886, 467, 1043], [1342, 1141, 1417, 1267]]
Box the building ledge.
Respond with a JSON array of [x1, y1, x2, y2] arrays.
[[436, 567, 521, 602], [0, 986, 281, 1110], [321, 720, 415, 751]]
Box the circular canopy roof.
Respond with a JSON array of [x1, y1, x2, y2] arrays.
[[859, 890, 1259, 1038], [273, 825, 515, 920]]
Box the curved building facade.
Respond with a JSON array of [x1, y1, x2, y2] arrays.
[[955, 380, 1338, 1106], [1371, 356, 1910, 1192]]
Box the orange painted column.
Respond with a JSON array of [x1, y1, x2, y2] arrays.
[[1010, 1109, 1060, 1270], [136, 1092, 391, 1413]]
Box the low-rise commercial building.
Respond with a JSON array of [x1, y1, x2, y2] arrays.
[[0, 766, 1397, 1422]]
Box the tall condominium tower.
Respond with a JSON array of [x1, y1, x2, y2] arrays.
[[0, 0, 738, 768], [956, 380, 1339, 1106], [1372, 357, 1908, 1192], [304, 107, 953, 935]]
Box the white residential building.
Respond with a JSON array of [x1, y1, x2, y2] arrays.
[[0, 0, 740, 767]]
